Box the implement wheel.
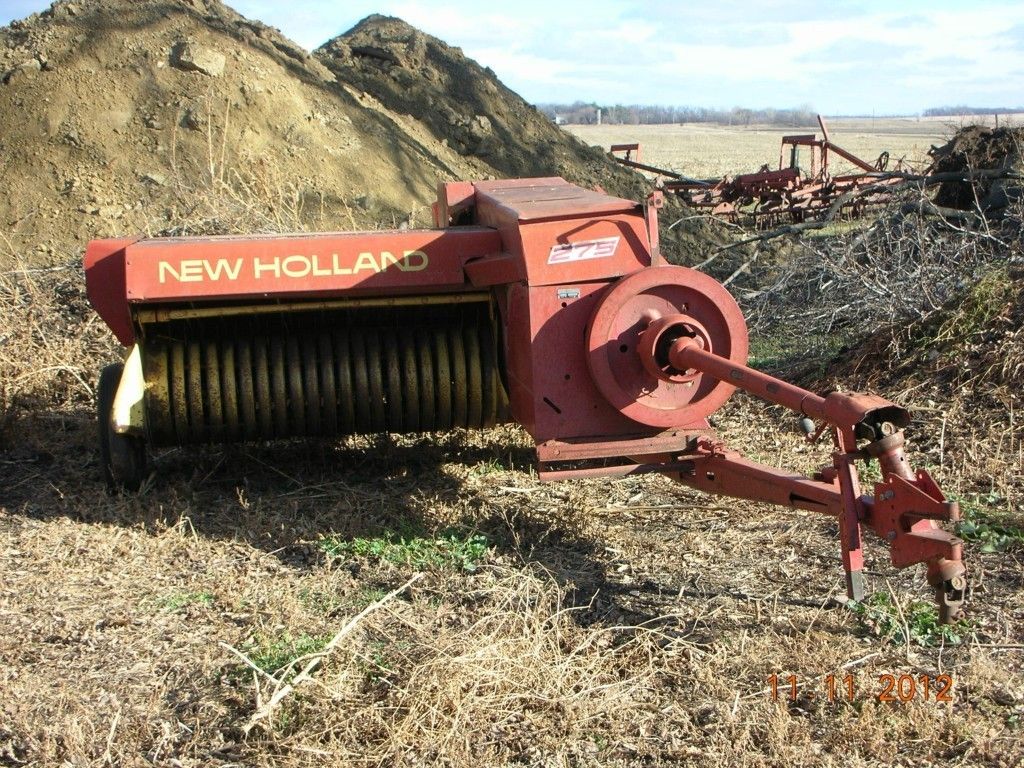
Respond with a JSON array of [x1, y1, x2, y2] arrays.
[[98, 363, 147, 492]]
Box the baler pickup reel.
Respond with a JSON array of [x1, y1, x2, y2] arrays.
[[84, 177, 965, 623]]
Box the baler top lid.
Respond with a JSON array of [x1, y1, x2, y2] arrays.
[[472, 177, 639, 223]]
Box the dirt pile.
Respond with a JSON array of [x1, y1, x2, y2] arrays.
[[315, 15, 646, 200], [0, 0, 494, 266], [0, 1, 645, 268], [928, 125, 1024, 210]]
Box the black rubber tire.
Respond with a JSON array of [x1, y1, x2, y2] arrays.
[[98, 363, 148, 492]]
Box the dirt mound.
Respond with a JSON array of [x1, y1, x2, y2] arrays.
[[315, 15, 646, 201], [0, 2, 645, 268], [928, 125, 1024, 210], [0, 0, 474, 265]]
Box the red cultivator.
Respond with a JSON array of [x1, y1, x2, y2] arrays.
[[612, 116, 910, 226], [85, 177, 965, 623]]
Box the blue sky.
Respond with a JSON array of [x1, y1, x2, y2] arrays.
[[3, 0, 1023, 114]]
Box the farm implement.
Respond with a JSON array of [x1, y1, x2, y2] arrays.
[[611, 116, 908, 226], [85, 177, 966, 622]]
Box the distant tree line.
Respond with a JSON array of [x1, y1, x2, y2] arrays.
[[539, 102, 820, 126], [540, 103, 1024, 125], [922, 105, 1024, 117]]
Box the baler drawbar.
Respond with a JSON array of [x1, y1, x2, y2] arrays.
[[85, 177, 966, 622]]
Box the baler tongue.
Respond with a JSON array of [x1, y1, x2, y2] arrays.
[[85, 176, 967, 625], [660, 326, 965, 622]]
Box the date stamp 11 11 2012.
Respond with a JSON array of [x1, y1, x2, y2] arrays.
[[768, 673, 955, 703]]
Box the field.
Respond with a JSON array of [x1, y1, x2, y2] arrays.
[[565, 116, 1023, 178]]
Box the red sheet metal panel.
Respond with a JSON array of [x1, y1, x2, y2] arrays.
[[84, 237, 139, 346], [503, 281, 657, 443], [119, 227, 502, 303], [469, 178, 652, 287], [85, 228, 504, 345], [473, 177, 639, 221]]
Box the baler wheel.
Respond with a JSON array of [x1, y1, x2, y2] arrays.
[[97, 363, 147, 492]]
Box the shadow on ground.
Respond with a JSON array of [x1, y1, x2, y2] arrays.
[[1, 404, 862, 639]]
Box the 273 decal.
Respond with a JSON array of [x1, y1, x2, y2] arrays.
[[547, 237, 619, 265]]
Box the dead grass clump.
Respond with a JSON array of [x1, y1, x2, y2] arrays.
[[240, 565, 672, 765], [0, 259, 118, 445]]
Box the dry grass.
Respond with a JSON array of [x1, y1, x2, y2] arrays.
[[246, 566, 674, 764], [0, 261, 115, 441], [1, 140, 1023, 766], [2, 259, 1022, 766]]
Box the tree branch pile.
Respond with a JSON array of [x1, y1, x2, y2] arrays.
[[733, 189, 1023, 353]]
